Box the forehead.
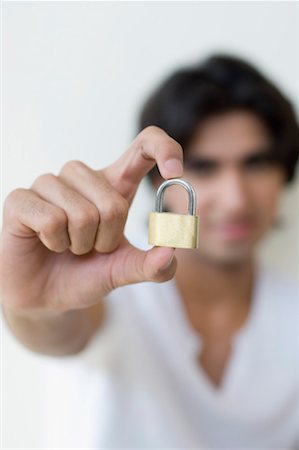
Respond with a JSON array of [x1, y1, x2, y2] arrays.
[[187, 109, 273, 161]]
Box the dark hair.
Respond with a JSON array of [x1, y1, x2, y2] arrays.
[[137, 54, 299, 185]]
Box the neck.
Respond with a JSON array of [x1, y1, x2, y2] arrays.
[[175, 250, 256, 305], [174, 250, 257, 337]]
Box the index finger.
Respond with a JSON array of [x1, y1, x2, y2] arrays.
[[101, 126, 184, 203]]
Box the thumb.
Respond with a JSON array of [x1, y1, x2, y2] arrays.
[[143, 246, 177, 282], [119, 244, 177, 286]]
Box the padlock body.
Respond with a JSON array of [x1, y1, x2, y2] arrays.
[[148, 212, 198, 249]]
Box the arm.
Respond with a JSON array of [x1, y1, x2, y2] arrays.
[[1, 300, 105, 357], [0, 126, 181, 357]]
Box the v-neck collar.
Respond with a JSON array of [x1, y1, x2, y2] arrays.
[[160, 258, 265, 397]]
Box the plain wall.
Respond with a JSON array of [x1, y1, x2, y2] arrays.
[[1, 2, 299, 448]]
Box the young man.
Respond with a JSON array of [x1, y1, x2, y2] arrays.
[[1, 55, 299, 448]]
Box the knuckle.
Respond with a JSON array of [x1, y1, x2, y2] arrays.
[[85, 204, 100, 224], [164, 138, 183, 156], [31, 172, 56, 189], [114, 196, 129, 218], [42, 210, 67, 237], [90, 205, 100, 224], [60, 186, 80, 207], [100, 207, 118, 224], [59, 159, 86, 176], [143, 125, 161, 135], [4, 188, 27, 206], [138, 125, 163, 143], [3, 189, 29, 221], [137, 127, 182, 159], [73, 216, 91, 232], [101, 198, 128, 223], [73, 206, 99, 231]]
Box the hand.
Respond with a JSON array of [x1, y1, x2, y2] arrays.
[[0, 126, 184, 315]]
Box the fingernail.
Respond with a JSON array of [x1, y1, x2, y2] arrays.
[[164, 158, 183, 176], [160, 254, 175, 271]]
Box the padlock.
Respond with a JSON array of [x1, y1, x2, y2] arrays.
[[148, 178, 199, 249]]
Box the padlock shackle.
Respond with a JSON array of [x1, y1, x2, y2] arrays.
[[155, 178, 197, 215]]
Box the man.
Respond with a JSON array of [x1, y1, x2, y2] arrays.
[[1, 54, 299, 448]]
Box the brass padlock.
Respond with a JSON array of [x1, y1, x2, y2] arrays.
[[148, 178, 199, 249]]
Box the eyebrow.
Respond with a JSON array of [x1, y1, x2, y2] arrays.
[[184, 148, 278, 168]]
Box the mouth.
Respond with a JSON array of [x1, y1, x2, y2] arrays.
[[212, 221, 254, 240]]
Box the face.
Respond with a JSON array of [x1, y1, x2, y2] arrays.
[[154, 110, 285, 266]]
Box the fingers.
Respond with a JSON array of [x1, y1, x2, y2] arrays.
[[30, 172, 100, 255], [57, 160, 128, 253], [102, 125, 184, 204], [29, 161, 129, 254], [3, 188, 70, 252], [3, 126, 184, 257], [3, 160, 130, 255]]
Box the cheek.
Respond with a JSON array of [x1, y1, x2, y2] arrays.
[[248, 174, 283, 217]]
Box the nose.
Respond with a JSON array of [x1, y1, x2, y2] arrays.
[[218, 169, 249, 214]]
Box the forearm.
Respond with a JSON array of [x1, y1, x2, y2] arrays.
[[1, 301, 104, 357]]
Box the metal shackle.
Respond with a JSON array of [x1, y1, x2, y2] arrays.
[[155, 178, 197, 216]]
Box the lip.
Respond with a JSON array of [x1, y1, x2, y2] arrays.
[[213, 222, 253, 239]]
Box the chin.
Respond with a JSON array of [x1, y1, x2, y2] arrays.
[[196, 244, 255, 267]]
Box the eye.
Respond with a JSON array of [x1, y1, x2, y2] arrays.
[[244, 153, 274, 171], [185, 159, 218, 176]]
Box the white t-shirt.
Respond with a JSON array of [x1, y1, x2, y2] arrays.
[[41, 241, 299, 449]]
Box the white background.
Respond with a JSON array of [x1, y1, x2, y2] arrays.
[[1, 1, 299, 448]]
